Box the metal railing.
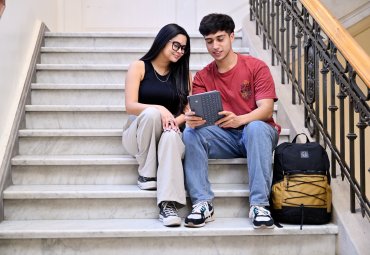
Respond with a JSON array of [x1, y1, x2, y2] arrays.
[[249, 0, 370, 218]]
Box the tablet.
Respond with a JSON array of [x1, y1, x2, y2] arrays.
[[188, 90, 224, 127]]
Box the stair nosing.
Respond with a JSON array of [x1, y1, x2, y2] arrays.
[[40, 47, 249, 53], [3, 184, 250, 199], [0, 218, 338, 239], [11, 155, 249, 166], [31, 83, 125, 90], [44, 32, 243, 38], [35, 64, 205, 71]]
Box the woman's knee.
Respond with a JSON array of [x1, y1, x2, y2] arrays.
[[139, 107, 161, 124]]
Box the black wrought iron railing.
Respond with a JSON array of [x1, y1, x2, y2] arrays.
[[250, 0, 370, 218]]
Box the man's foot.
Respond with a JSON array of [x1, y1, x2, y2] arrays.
[[159, 201, 181, 227], [137, 175, 157, 190], [184, 201, 214, 228], [249, 205, 274, 229]]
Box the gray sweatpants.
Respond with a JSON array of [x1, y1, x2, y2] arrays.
[[122, 107, 186, 207]]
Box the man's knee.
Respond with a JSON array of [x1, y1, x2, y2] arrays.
[[244, 120, 270, 136]]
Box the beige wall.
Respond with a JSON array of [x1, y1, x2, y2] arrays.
[[0, 0, 58, 169]]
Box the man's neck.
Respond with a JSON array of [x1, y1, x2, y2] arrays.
[[216, 51, 238, 73]]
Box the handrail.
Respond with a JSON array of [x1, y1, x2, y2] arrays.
[[301, 0, 370, 88], [249, 0, 369, 219]]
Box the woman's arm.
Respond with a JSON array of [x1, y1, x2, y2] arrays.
[[175, 71, 193, 126], [125, 60, 177, 130]]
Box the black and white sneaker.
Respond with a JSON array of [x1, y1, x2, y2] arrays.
[[159, 201, 181, 227], [137, 175, 157, 190], [184, 201, 214, 228], [249, 205, 274, 229]]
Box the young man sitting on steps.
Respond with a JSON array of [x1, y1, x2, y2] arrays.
[[183, 13, 281, 229]]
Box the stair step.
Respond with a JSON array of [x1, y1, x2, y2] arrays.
[[35, 64, 203, 83], [11, 154, 248, 185], [17, 128, 289, 155], [31, 84, 126, 105], [3, 184, 250, 220], [0, 218, 338, 239], [3, 184, 249, 199], [43, 32, 244, 48], [0, 218, 337, 255], [40, 47, 249, 65], [24, 104, 280, 128]]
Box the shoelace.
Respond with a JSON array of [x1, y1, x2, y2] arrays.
[[253, 206, 271, 217], [192, 201, 208, 214], [162, 202, 178, 216]]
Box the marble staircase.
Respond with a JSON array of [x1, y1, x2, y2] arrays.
[[0, 32, 337, 254]]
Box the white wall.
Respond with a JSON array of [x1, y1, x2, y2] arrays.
[[0, 0, 58, 168], [57, 0, 250, 34]]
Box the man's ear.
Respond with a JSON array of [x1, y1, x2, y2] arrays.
[[229, 32, 235, 42]]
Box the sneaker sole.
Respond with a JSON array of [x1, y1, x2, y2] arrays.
[[159, 215, 181, 227], [252, 224, 275, 229], [137, 181, 157, 190], [184, 214, 215, 228]]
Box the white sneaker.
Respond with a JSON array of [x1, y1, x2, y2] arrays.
[[137, 175, 157, 190], [249, 205, 275, 229], [159, 201, 181, 227], [184, 201, 214, 228]]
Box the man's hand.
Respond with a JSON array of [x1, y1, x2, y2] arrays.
[[215, 111, 244, 129], [184, 111, 206, 128]]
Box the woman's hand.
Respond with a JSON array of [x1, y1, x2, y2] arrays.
[[157, 106, 180, 133]]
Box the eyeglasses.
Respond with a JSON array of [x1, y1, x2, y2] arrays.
[[169, 40, 187, 54]]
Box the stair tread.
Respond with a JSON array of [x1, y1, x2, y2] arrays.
[[19, 129, 124, 136], [31, 83, 125, 89], [17, 128, 290, 137], [0, 218, 338, 239], [25, 104, 279, 112], [25, 105, 126, 111], [11, 154, 248, 165], [36, 63, 204, 71], [3, 184, 250, 199], [41, 47, 249, 53], [44, 32, 243, 38]]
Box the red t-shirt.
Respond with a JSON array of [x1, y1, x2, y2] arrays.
[[192, 54, 281, 134]]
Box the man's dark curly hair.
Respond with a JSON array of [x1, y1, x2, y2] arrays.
[[199, 13, 235, 36]]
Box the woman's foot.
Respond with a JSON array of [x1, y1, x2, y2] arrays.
[[159, 201, 181, 227]]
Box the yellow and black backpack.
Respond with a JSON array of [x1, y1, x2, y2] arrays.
[[271, 133, 332, 228]]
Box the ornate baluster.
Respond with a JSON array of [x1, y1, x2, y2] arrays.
[[328, 41, 338, 177]]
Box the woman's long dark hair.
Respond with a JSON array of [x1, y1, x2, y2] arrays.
[[140, 23, 190, 115]]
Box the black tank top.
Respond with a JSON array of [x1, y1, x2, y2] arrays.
[[138, 61, 180, 115]]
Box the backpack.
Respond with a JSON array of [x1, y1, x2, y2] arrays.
[[271, 133, 332, 228]]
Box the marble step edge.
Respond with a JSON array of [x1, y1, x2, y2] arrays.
[[31, 83, 125, 90], [2, 184, 249, 199], [44, 32, 243, 38], [11, 154, 248, 166], [41, 47, 249, 53], [18, 127, 289, 137], [25, 105, 125, 111], [35, 64, 202, 71], [25, 104, 279, 112], [0, 218, 338, 239]]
